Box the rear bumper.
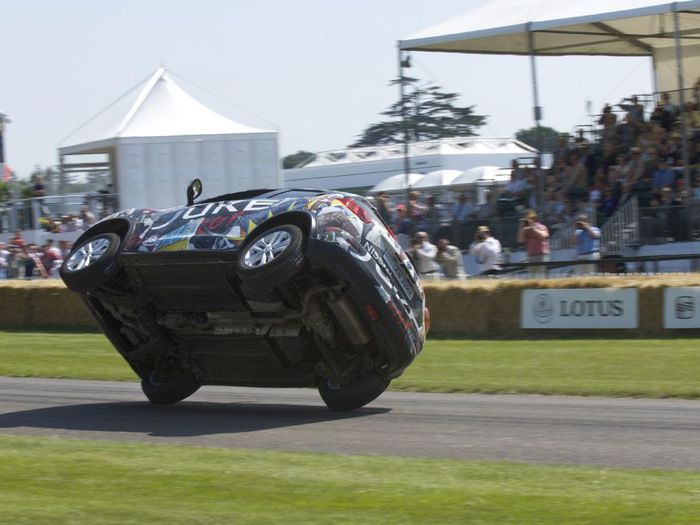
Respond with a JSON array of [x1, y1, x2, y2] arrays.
[[306, 238, 423, 377]]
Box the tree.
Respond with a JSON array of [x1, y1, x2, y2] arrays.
[[351, 75, 487, 148], [283, 150, 317, 169], [515, 126, 570, 153]]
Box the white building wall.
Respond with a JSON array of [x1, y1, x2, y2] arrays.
[[116, 134, 280, 210]]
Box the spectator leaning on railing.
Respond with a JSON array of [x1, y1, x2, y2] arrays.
[[435, 238, 465, 279]]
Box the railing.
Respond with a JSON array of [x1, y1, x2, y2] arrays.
[[0, 193, 119, 233], [600, 197, 639, 255], [638, 200, 700, 245]]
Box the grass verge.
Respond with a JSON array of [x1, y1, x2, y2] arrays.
[[1, 434, 700, 525], [3, 331, 700, 398]]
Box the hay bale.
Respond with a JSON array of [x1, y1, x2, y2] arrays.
[[0, 280, 96, 330]]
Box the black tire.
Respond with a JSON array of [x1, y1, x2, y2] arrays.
[[318, 374, 390, 411], [140, 369, 201, 405], [236, 224, 305, 288], [59, 233, 121, 293]]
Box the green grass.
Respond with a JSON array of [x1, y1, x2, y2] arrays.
[[1, 434, 699, 525], [393, 339, 700, 398], [3, 331, 700, 398]]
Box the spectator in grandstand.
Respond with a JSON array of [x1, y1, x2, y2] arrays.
[[692, 175, 700, 199], [6, 245, 23, 279], [469, 226, 502, 276], [617, 180, 636, 208], [598, 104, 618, 141], [423, 195, 443, 236], [517, 210, 550, 278], [552, 136, 570, 166], [23, 244, 47, 280], [633, 172, 656, 208], [652, 159, 676, 190], [451, 192, 475, 223], [659, 186, 684, 241], [375, 192, 393, 224], [407, 191, 426, 224], [9, 230, 24, 248], [435, 238, 465, 279], [40, 244, 60, 278], [573, 214, 601, 275], [394, 205, 413, 237], [589, 167, 607, 204], [410, 231, 439, 277], [0, 242, 8, 279], [58, 240, 72, 260], [597, 187, 619, 220], [500, 170, 529, 208], [563, 151, 588, 203], [475, 190, 497, 220], [618, 95, 645, 126]]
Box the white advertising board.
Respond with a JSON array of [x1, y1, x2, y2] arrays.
[[663, 287, 700, 328], [521, 288, 638, 329]]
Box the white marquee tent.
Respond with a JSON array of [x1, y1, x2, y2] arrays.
[[399, 0, 700, 185], [400, 0, 700, 95], [59, 68, 280, 210]]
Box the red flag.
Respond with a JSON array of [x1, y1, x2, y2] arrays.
[[2, 164, 11, 182]]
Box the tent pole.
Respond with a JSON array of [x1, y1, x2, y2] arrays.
[[673, 6, 690, 194], [397, 44, 411, 219], [527, 25, 543, 209]]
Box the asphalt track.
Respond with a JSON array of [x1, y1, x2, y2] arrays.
[[1, 376, 700, 470]]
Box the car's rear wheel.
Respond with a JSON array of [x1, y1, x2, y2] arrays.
[[59, 233, 121, 293], [317, 374, 390, 411], [236, 224, 305, 288], [140, 369, 201, 405]]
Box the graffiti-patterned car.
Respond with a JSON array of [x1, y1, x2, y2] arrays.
[[60, 180, 428, 410]]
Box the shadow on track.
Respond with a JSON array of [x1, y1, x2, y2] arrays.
[[0, 401, 391, 437]]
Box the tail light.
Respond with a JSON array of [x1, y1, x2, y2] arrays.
[[366, 304, 381, 321], [339, 197, 372, 224]]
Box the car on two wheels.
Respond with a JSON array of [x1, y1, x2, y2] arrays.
[[60, 181, 428, 410]]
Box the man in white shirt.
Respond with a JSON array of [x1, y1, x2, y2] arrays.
[[0, 242, 8, 279], [411, 231, 439, 277], [469, 225, 502, 276]]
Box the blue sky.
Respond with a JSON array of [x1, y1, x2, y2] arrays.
[[1, 0, 652, 177]]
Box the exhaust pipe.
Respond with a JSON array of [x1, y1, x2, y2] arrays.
[[328, 295, 372, 346]]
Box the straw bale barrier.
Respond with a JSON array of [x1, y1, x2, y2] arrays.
[[0, 281, 96, 330], [2, 275, 700, 336]]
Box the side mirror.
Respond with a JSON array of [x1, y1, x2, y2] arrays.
[[186, 179, 203, 206]]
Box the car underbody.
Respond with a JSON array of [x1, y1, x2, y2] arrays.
[[85, 250, 392, 391]]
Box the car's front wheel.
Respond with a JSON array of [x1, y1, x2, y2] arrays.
[[140, 369, 201, 405], [59, 233, 121, 293], [317, 374, 390, 411], [236, 224, 305, 288]]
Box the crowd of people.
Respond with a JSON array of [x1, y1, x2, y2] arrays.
[[370, 89, 700, 277], [0, 231, 72, 280]]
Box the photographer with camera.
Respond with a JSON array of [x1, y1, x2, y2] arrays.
[[572, 214, 601, 275], [517, 210, 550, 278], [410, 231, 439, 278], [436, 238, 465, 279], [469, 226, 502, 276]]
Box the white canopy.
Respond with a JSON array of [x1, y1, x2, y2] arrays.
[[369, 173, 424, 193], [60, 67, 273, 154], [411, 169, 463, 190], [450, 165, 512, 186], [400, 0, 700, 94]]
